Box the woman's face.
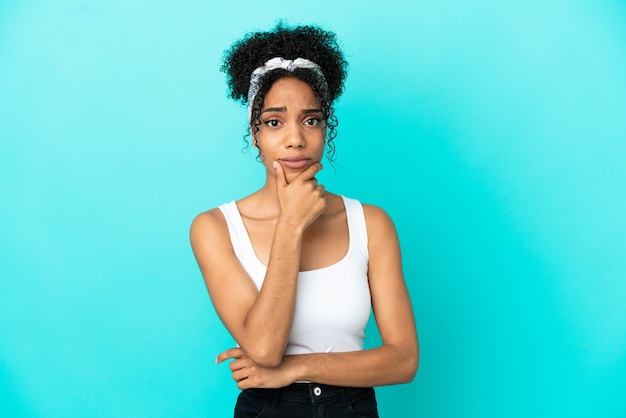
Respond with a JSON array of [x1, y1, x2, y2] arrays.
[[255, 76, 326, 183]]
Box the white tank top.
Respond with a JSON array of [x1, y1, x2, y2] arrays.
[[218, 195, 371, 354]]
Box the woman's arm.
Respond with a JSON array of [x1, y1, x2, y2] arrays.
[[190, 162, 326, 367], [218, 204, 419, 387]]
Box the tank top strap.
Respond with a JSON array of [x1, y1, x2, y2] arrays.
[[341, 196, 369, 262], [218, 201, 257, 263]]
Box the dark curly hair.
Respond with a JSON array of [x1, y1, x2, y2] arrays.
[[220, 22, 348, 161]]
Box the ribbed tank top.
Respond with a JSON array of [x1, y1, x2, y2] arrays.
[[218, 195, 371, 354]]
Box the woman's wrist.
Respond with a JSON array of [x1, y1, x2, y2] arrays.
[[275, 216, 306, 236], [282, 355, 307, 384]]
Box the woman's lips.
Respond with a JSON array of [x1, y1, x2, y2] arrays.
[[279, 158, 311, 169]]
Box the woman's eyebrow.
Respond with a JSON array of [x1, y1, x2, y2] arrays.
[[301, 108, 322, 114], [261, 107, 322, 114], [261, 106, 287, 113]]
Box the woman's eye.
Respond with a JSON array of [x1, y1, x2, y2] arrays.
[[305, 118, 321, 126], [264, 119, 280, 127]]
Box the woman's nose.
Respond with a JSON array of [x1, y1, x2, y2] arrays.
[[285, 125, 305, 148]]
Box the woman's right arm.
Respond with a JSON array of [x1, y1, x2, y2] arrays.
[[189, 162, 325, 367]]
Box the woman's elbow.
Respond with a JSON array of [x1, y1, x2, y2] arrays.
[[245, 346, 284, 368], [398, 346, 419, 383], [254, 356, 283, 368], [407, 350, 420, 382]]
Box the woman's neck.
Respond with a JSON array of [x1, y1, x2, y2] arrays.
[[238, 171, 340, 220]]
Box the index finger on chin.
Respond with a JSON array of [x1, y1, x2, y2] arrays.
[[300, 162, 323, 180]]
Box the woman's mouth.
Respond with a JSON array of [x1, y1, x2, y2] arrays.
[[279, 157, 311, 169]]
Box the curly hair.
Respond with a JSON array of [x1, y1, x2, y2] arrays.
[[220, 22, 348, 161]]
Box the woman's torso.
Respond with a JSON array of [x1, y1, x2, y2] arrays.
[[218, 194, 371, 354]]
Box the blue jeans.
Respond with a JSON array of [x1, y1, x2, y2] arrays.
[[234, 383, 379, 418]]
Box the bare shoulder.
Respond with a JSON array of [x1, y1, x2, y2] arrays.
[[189, 207, 230, 252], [191, 207, 224, 234], [362, 204, 398, 239], [362, 203, 392, 220], [191, 207, 224, 231]]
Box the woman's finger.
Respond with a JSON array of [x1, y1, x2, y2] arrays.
[[216, 347, 246, 364], [229, 358, 245, 371], [293, 162, 322, 183], [231, 368, 249, 383], [273, 161, 288, 187]]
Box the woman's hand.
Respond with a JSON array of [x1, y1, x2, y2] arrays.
[[274, 161, 326, 231], [217, 347, 296, 389]]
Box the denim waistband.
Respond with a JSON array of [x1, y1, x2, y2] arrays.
[[243, 383, 373, 407]]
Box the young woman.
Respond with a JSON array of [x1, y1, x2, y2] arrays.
[[190, 23, 418, 417]]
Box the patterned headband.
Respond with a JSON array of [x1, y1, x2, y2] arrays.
[[247, 57, 327, 122]]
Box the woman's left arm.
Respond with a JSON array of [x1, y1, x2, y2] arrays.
[[218, 205, 419, 389]]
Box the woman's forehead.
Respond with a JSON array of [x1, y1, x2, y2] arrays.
[[263, 78, 321, 109]]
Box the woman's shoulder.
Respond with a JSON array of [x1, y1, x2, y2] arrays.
[[356, 202, 397, 238], [190, 206, 230, 246], [348, 199, 391, 221], [339, 196, 387, 214], [191, 194, 246, 229], [192, 205, 226, 224], [334, 195, 396, 236]]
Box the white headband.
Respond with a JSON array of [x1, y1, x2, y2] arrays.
[[247, 57, 327, 122]]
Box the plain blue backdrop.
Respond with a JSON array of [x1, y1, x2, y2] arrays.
[[1, 0, 625, 416]]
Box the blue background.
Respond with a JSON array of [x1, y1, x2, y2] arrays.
[[1, 0, 625, 416]]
